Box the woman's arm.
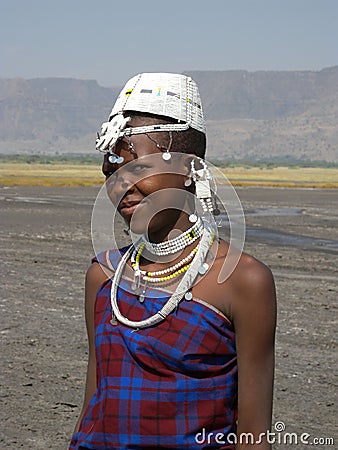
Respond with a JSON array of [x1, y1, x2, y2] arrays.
[[232, 257, 277, 449], [72, 262, 110, 434]]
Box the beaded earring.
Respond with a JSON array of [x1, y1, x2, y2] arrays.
[[125, 135, 137, 154], [184, 172, 196, 222], [108, 153, 124, 164], [187, 166, 198, 223], [146, 131, 173, 160], [188, 213, 198, 223], [189, 158, 219, 221]]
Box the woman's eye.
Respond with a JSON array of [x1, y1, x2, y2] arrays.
[[134, 164, 150, 171]]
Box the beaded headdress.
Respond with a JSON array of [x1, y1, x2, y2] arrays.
[[96, 73, 206, 153]]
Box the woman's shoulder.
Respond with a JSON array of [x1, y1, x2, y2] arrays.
[[86, 245, 132, 292], [202, 239, 275, 320], [213, 239, 274, 290]]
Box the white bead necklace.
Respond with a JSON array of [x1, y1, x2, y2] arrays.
[[131, 243, 198, 277], [109, 220, 214, 329], [141, 217, 203, 255]]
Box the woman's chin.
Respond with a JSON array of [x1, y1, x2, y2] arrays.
[[125, 211, 150, 236]]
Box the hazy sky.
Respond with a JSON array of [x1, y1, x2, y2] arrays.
[[1, 0, 337, 87]]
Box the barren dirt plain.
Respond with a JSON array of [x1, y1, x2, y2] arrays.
[[1, 185, 337, 449]]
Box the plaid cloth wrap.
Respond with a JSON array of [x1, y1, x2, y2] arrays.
[[70, 248, 237, 449]]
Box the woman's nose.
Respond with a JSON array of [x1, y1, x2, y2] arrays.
[[106, 170, 135, 203]]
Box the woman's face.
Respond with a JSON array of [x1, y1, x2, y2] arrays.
[[102, 132, 192, 237]]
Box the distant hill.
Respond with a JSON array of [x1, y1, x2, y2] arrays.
[[0, 67, 337, 162], [0, 77, 117, 154], [185, 67, 338, 162]]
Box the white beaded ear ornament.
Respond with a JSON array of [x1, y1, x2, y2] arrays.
[[184, 177, 192, 187], [189, 213, 198, 223], [146, 132, 173, 160], [188, 158, 219, 223], [108, 154, 124, 164], [125, 135, 137, 154]]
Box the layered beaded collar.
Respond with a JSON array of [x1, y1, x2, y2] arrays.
[[110, 218, 215, 329]]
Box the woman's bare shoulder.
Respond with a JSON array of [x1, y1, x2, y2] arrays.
[[85, 261, 113, 303], [86, 261, 111, 283], [225, 247, 276, 326], [204, 240, 276, 320], [213, 239, 274, 290]]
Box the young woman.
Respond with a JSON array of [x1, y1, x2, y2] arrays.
[[70, 73, 276, 449]]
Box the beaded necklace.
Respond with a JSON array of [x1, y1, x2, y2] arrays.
[[110, 220, 215, 329], [141, 217, 203, 255], [131, 219, 203, 301], [131, 243, 198, 280], [130, 243, 199, 302]]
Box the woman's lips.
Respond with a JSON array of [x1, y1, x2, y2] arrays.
[[119, 201, 144, 216]]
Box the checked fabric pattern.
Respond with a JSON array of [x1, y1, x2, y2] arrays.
[[70, 248, 237, 449]]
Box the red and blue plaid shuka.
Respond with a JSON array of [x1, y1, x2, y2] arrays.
[[70, 248, 237, 449]]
